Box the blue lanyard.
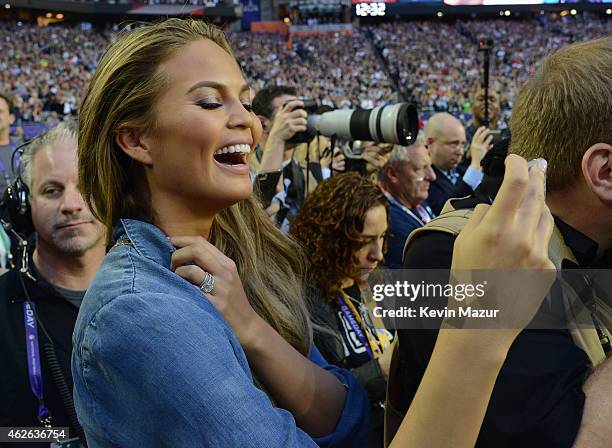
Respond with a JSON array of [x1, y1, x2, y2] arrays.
[[383, 191, 425, 226], [23, 301, 51, 424]]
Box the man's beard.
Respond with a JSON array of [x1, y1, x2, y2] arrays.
[[50, 229, 102, 256], [51, 222, 102, 256]]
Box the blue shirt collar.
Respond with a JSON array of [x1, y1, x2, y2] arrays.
[[113, 218, 174, 269]]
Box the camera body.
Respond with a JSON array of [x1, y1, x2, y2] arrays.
[[285, 98, 319, 145], [487, 129, 502, 145]]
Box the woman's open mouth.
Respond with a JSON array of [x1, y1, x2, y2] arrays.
[[213, 144, 251, 166]]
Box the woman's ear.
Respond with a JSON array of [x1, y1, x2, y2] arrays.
[[115, 128, 154, 166], [582, 143, 612, 206]]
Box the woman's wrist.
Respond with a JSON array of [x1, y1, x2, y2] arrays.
[[436, 328, 516, 370], [238, 314, 273, 354]]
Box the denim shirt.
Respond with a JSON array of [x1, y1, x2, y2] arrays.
[[72, 219, 369, 447]]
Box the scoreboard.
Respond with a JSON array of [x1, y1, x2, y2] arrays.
[[353, 0, 396, 17]]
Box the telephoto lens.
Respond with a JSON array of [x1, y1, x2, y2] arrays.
[[313, 103, 418, 146]]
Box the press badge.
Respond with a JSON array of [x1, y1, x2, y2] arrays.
[[50, 437, 82, 448]]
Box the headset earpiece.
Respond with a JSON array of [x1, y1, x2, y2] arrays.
[[2, 177, 34, 237], [0, 138, 36, 238]]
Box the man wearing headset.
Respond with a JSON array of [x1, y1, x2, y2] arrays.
[[0, 122, 105, 444]]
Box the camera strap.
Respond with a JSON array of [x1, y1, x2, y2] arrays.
[[23, 300, 52, 427]]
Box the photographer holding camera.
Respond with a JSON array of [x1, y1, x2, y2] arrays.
[[251, 86, 307, 176], [251, 85, 420, 229], [251, 86, 319, 229]]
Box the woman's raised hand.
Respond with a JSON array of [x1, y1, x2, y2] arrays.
[[170, 236, 262, 346], [449, 154, 556, 334]]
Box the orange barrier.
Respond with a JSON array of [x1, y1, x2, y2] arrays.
[[250, 21, 289, 34]]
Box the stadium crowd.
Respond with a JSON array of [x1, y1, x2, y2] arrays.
[[370, 12, 610, 127], [0, 21, 111, 129], [0, 13, 609, 133], [231, 31, 397, 109]]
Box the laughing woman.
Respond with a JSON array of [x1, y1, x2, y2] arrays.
[[73, 18, 555, 448], [73, 19, 368, 447]]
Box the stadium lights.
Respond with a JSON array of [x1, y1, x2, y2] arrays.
[[570, 9, 577, 15], [57, 13, 64, 19], [4, 3, 10, 9], [504, 10, 511, 16], [606, 9, 611, 15], [499, 11, 503, 16], [437, 11, 443, 17], [46, 12, 52, 18]]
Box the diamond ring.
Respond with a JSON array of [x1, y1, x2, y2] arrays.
[[199, 271, 215, 294]]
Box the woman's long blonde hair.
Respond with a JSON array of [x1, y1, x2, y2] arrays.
[[78, 18, 312, 355]]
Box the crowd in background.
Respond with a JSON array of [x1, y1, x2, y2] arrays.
[[371, 12, 610, 128], [231, 32, 397, 109], [0, 21, 111, 130], [0, 13, 609, 134]]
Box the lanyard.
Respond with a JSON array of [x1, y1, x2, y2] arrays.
[[336, 291, 382, 360], [383, 191, 426, 227], [23, 301, 51, 425]]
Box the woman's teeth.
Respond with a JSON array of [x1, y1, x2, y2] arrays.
[[214, 144, 251, 156]]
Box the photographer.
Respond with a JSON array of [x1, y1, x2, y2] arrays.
[[396, 37, 612, 447], [424, 112, 492, 215], [340, 141, 394, 184], [251, 86, 307, 176], [0, 123, 105, 445], [251, 86, 313, 228], [465, 87, 501, 145]]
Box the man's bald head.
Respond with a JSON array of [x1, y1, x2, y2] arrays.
[[424, 113, 462, 140], [424, 113, 467, 171]]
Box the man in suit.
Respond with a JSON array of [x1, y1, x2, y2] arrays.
[[424, 112, 492, 215], [379, 141, 436, 269]]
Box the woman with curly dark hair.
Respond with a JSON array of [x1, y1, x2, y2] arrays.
[[291, 172, 393, 447]]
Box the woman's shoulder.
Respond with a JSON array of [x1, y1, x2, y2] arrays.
[[75, 243, 234, 352]]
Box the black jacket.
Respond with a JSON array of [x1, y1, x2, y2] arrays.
[[311, 286, 387, 448], [427, 165, 474, 215], [312, 293, 387, 405], [0, 268, 81, 446], [398, 176, 606, 448]]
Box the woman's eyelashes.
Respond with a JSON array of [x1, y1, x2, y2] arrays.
[[196, 101, 222, 110], [196, 100, 253, 112]]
